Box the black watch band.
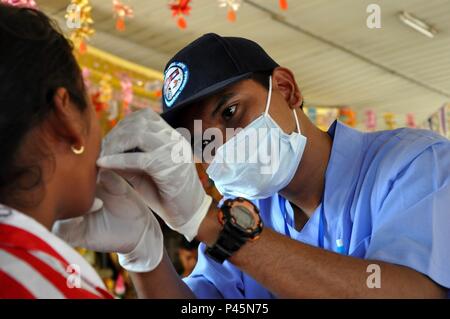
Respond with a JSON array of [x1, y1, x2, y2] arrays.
[[205, 197, 262, 264], [205, 222, 249, 264]]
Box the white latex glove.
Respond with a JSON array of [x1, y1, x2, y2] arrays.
[[52, 170, 164, 273], [96, 108, 212, 241]]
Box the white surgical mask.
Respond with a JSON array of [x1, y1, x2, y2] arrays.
[[206, 76, 307, 199]]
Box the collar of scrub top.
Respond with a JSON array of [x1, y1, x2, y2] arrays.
[[282, 121, 364, 252], [317, 120, 364, 254], [280, 123, 337, 250], [318, 121, 337, 250]]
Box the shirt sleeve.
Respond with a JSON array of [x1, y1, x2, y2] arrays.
[[183, 243, 246, 299], [365, 141, 450, 291]]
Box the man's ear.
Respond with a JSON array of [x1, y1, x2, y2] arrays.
[[272, 67, 303, 110], [48, 88, 85, 151]]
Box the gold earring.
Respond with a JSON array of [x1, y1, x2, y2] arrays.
[[71, 145, 85, 155]]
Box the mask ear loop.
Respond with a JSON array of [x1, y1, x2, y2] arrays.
[[264, 76, 273, 116], [265, 75, 301, 134], [293, 108, 301, 134]]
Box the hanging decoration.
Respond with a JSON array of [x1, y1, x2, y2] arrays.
[[81, 67, 92, 91], [306, 105, 450, 134], [76, 45, 164, 129], [383, 113, 396, 130], [167, 0, 288, 29], [427, 113, 440, 134], [438, 105, 448, 137], [364, 109, 377, 131], [304, 106, 339, 131], [91, 91, 106, 113], [218, 0, 241, 22], [112, 0, 134, 32], [120, 75, 133, 117], [145, 80, 163, 99], [307, 107, 317, 125], [108, 100, 119, 127], [422, 103, 450, 138], [120, 76, 133, 106], [114, 273, 126, 298], [279, 0, 288, 11], [0, 0, 37, 8], [99, 74, 113, 105], [406, 113, 416, 128], [65, 0, 94, 54], [169, 0, 192, 29], [338, 107, 356, 127]]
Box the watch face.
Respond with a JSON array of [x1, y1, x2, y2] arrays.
[[230, 206, 255, 231]]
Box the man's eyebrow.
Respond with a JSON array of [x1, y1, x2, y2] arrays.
[[211, 92, 236, 117]]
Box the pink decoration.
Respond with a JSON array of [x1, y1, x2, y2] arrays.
[[1, 0, 37, 8], [364, 109, 377, 131], [81, 67, 92, 91], [439, 106, 447, 136], [120, 76, 133, 105], [120, 75, 133, 115], [406, 113, 416, 128], [114, 273, 126, 297]]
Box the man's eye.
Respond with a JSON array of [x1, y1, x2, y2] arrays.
[[222, 104, 237, 120]]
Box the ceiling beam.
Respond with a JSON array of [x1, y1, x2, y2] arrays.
[[244, 0, 450, 100]]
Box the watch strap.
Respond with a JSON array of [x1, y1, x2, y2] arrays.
[[205, 222, 249, 263]]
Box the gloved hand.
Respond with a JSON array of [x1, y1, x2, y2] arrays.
[[52, 170, 164, 273], [96, 108, 212, 241]]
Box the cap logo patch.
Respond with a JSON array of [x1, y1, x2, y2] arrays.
[[164, 62, 189, 108]]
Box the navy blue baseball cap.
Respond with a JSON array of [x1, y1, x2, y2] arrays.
[[161, 33, 279, 126]]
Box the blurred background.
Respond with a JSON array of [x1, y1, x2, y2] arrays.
[[37, 0, 450, 131], [10, 0, 449, 297]]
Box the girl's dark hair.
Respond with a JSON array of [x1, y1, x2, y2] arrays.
[[0, 4, 88, 206]]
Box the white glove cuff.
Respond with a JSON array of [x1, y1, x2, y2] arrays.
[[175, 194, 213, 242]]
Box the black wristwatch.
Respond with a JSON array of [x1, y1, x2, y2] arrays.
[[205, 197, 263, 264]]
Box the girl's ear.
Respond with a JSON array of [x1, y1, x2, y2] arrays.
[[47, 88, 85, 152]]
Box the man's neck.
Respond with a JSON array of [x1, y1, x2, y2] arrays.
[[280, 114, 333, 217]]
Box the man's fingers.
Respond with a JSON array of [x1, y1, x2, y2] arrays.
[[97, 154, 146, 172], [98, 170, 131, 196], [52, 217, 86, 246], [101, 133, 145, 156], [107, 170, 169, 217]]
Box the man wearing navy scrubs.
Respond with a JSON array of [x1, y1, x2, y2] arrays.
[[155, 33, 450, 298]]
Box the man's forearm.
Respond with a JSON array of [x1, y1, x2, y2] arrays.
[[197, 209, 446, 298], [130, 249, 196, 299], [232, 228, 445, 298], [129, 201, 222, 299]]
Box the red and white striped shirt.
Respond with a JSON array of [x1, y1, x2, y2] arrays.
[[0, 204, 113, 299]]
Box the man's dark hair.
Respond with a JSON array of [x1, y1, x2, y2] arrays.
[[0, 4, 88, 206], [251, 71, 271, 91]]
